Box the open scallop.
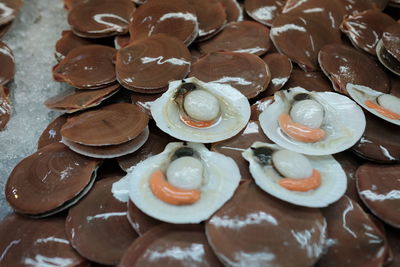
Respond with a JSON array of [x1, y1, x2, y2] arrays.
[[347, 83, 400, 126], [259, 87, 366, 155], [151, 77, 250, 143], [128, 142, 241, 224], [242, 142, 347, 207]]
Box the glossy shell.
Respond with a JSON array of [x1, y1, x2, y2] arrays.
[[151, 77, 250, 143], [115, 34, 191, 92], [5, 143, 100, 216], [61, 103, 149, 146], [242, 142, 347, 207], [66, 177, 138, 265], [244, 0, 285, 26], [0, 85, 11, 130], [259, 88, 366, 155], [0, 41, 15, 86], [53, 45, 117, 89], [347, 83, 400, 126], [128, 142, 241, 224], [189, 51, 271, 99], [206, 181, 327, 267]]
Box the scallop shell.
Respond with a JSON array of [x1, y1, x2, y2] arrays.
[[151, 77, 251, 143], [242, 142, 347, 208], [128, 142, 241, 224], [347, 83, 400, 126], [259, 87, 366, 155]]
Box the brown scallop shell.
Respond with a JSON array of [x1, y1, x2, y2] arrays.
[[357, 163, 400, 228], [0, 85, 11, 131], [64, 0, 83, 11], [66, 176, 138, 265], [119, 224, 223, 267], [333, 152, 363, 203], [340, 9, 397, 55], [115, 34, 131, 49], [198, 21, 271, 56], [352, 112, 400, 163], [117, 123, 177, 171], [281, 0, 347, 31], [37, 115, 68, 149], [130, 92, 162, 117], [129, 0, 198, 46], [61, 103, 149, 146], [187, 0, 226, 41], [53, 45, 117, 89], [115, 34, 191, 91], [5, 142, 101, 216], [44, 84, 119, 113], [55, 30, 94, 61], [127, 199, 162, 236], [271, 13, 342, 71], [282, 68, 333, 92], [0, 214, 88, 266], [260, 52, 292, 96], [0, 41, 15, 86], [206, 181, 326, 267], [244, 0, 285, 26], [189, 51, 271, 99], [68, 0, 135, 38], [62, 126, 149, 158], [316, 196, 389, 267], [318, 44, 390, 95], [250, 96, 274, 120], [219, 0, 242, 22], [0, 22, 12, 39], [338, 0, 389, 14], [211, 121, 270, 180], [0, 0, 22, 26], [382, 23, 400, 62]]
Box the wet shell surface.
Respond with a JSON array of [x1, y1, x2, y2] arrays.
[[37, 115, 68, 149], [347, 83, 400, 126], [377, 23, 400, 76], [62, 126, 150, 158], [115, 34, 191, 92], [242, 142, 347, 207], [244, 0, 285, 26], [129, 0, 198, 46], [68, 0, 135, 38], [0, 85, 11, 131], [206, 181, 327, 267], [188, 51, 271, 99], [44, 84, 119, 113], [53, 44, 117, 89], [151, 77, 250, 143], [0, 41, 15, 86], [198, 21, 271, 56], [261, 52, 292, 96], [128, 142, 241, 224], [54, 30, 94, 61], [259, 88, 366, 155], [0, 214, 87, 266], [318, 44, 390, 95], [61, 103, 149, 146], [66, 176, 138, 265], [0, 0, 22, 26], [5, 143, 101, 217]]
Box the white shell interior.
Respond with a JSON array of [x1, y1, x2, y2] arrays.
[[151, 77, 251, 143], [128, 142, 241, 224], [347, 83, 400, 126], [259, 87, 366, 155], [242, 142, 347, 208]]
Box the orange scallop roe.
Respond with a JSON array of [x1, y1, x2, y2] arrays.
[[180, 114, 215, 128], [278, 113, 326, 143], [278, 169, 321, 192], [149, 170, 201, 205], [365, 100, 400, 120]]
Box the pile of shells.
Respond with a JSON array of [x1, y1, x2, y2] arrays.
[[0, 0, 22, 130], [1, 0, 400, 266]]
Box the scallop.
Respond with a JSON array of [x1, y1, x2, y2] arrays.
[[151, 77, 250, 143], [127, 142, 241, 224], [242, 142, 347, 207], [259, 87, 366, 155], [376, 23, 400, 77], [347, 83, 400, 126]]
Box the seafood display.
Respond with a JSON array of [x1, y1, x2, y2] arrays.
[[1, 0, 400, 266]]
